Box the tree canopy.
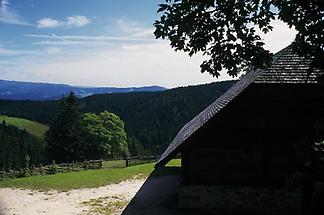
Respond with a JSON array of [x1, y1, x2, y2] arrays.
[[81, 111, 129, 159], [45, 92, 84, 163], [154, 0, 324, 77]]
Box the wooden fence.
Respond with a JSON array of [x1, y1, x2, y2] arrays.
[[0, 160, 103, 179], [0, 156, 159, 180], [126, 156, 158, 167]]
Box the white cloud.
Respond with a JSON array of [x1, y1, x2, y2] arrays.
[[0, 42, 226, 88], [36, 15, 90, 28], [0, 47, 16, 55], [0, 47, 38, 56], [131, 28, 154, 39], [0, 0, 30, 25], [25, 34, 155, 46], [116, 18, 154, 39], [37, 18, 62, 28], [117, 18, 143, 33], [30, 19, 154, 46], [66, 15, 90, 27], [1, 19, 297, 88], [45, 47, 61, 54]]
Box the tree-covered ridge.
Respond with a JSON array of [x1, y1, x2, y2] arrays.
[[0, 81, 235, 155], [0, 121, 45, 171]]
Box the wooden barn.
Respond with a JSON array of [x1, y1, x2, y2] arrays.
[[156, 46, 324, 214]]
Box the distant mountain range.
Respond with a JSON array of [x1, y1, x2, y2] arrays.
[[0, 80, 167, 100]]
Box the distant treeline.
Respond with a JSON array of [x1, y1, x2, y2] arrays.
[[0, 81, 235, 155]]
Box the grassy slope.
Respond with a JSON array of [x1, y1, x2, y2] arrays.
[[0, 159, 181, 191], [0, 115, 48, 137]]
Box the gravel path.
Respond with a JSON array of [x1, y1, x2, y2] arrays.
[[0, 179, 145, 215]]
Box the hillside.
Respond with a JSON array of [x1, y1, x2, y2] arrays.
[[0, 81, 235, 155], [0, 115, 48, 137], [0, 122, 45, 170], [0, 79, 166, 100]]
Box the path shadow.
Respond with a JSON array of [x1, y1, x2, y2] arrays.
[[122, 167, 215, 215], [122, 166, 182, 215]]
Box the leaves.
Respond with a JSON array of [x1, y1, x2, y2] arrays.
[[81, 111, 129, 159], [155, 0, 324, 77]]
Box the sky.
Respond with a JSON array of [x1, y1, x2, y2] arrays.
[[0, 0, 297, 88]]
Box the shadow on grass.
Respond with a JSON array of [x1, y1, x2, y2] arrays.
[[122, 166, 182, 215]]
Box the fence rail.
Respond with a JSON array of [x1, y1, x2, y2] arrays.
[[0, 156, 159, 180]]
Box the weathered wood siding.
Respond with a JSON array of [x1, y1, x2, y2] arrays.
[[182, 84, 322, 186]]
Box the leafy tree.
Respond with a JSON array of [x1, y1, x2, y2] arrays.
[[45, 92, 84, 163], [154, 0, 324, 77], [98, 111, 129, 157], [81, 111, 129, 159]]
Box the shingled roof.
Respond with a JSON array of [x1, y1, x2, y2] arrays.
[[156, 45, 324, 167]]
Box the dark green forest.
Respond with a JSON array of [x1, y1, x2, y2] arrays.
[[0, 81, 235, 156], [0, 121, 45, 171]]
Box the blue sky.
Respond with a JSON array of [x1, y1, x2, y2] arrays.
[[0, 0, 297, 88]]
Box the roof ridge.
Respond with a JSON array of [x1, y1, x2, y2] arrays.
[[156, 44, 322, 167], [271, 44, 293, 64], [156, 69, 263, 166]]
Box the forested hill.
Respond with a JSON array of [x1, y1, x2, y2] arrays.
[[0, 80, 235, 155], [0, 79, 166, 100]]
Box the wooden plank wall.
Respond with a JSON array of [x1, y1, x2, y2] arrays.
[[181, 84, 322, 186]]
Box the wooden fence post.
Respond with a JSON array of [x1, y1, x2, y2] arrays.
[[99, 159, 103, 169], [125, 157, 129, 167]]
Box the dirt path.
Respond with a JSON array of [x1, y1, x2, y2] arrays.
[[0, 179, 145, 215]]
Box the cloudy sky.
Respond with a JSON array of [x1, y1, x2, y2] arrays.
[[0, 0, 297, 88]]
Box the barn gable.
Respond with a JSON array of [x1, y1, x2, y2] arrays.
[[156, 45, 324, 167]]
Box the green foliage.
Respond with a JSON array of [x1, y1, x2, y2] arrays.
[[24, 154, 30, 170], [83, 82, 234, 155], [127, 137, 145, 157], [0, 122, 45, 171], [45, 92, 84, 163], [46, 92, 129, 162], [314, 141, 324, 163], [0, 115, 48, 137], [154, 0, 324, 77], [81, 111, 129, 159], [0, 159, 181, 191]]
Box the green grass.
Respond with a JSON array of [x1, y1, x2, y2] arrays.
[[102, 160, 126, 168], [0, 115, 48, 137], [82, 195, 128, 215], [0, 159, 181, 191]]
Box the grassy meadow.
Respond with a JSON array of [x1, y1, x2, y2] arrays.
[[0, 115, 48, 137], [0, 159, 181, 191]]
